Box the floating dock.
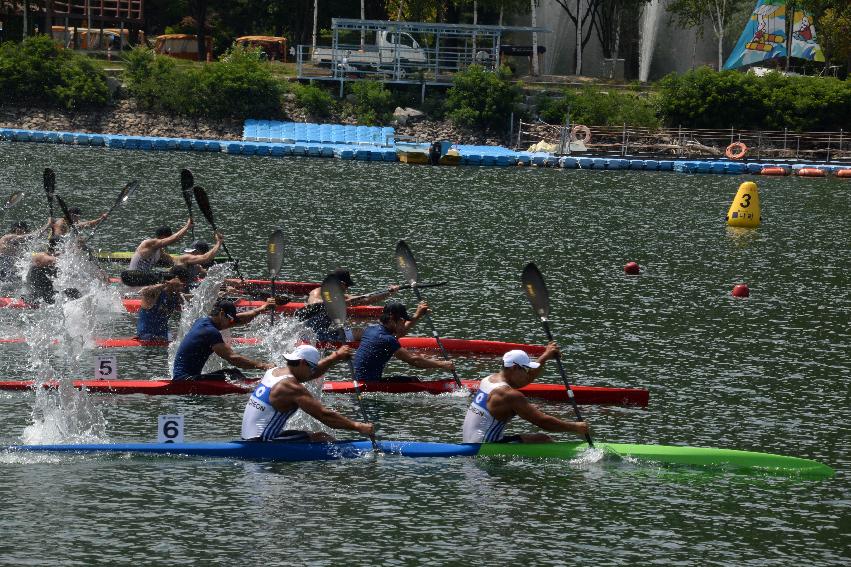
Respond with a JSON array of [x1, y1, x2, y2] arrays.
[[1, 121, 848, 177]]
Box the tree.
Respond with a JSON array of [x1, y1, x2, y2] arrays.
[[667, 0, 750, 71], [593, 0, 650, 60], [799, 0, 851, 74], [553, 0, 599, 75]]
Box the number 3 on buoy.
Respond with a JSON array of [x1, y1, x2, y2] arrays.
[[157, 414, 184, 443]]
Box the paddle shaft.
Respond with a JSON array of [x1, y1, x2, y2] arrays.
[[538, 317, 593, 447], [339, 328, 377, 449], [410, 286, 462, 388]]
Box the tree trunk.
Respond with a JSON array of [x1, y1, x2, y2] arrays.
[[575, 0, 582, 75], [195, 0, 208, 62], [531, 0, 539, 75], [717, 31, 723, 70], [312, 0, 318, 52]]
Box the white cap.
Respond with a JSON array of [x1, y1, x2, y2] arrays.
[[283, 345, 320, 368], [502, 349, 540, 369]]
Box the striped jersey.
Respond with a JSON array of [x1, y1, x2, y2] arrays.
[[462, 376, 513, 443], [241, 369, 298, 441]]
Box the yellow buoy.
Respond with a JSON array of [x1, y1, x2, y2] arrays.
[[726, 181, 761, 228]]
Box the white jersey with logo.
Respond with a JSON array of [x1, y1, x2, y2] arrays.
[[241, 369, 299, 440], [129, 247, 162, 271], [462, 376, 513, 443]]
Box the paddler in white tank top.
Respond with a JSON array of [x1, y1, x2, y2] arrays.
[[462, 345, 589, 443], [241, 344, 374, 442], [128, 219, 192, 271]]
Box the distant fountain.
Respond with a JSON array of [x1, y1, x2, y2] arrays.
[[639, 0, 665, 82]]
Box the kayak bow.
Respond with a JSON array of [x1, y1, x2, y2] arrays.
[[5, 440, 832, 477], [0, 378, 649, 406]]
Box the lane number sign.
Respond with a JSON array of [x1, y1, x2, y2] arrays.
[[95, 355, 117, 380], [157, 414, 185, 443]]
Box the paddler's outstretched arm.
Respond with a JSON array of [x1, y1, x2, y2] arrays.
[[211, 342, 273, 371], [272, 382, 373, 436], [232, 297, 275, 326], [147, 219, 193, 250], [528, 342, 561, 381], [346, 284, 400, 306], [508, 392, 589, 438], [395, 347, 455, 372], [311, 345, 354, 376], [75, 212, 108, 229], [396, 301, 428, 338]]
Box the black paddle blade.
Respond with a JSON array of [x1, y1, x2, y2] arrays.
[[521, 262, 550, 319], [267, 229, 285, 279], [55, 194, 74, 228], [180, 169, 194, 192], [5, 191, 24, 210], [394, 240, 419, 284], [43, 168, 55, 197], [192, 185, 216, 228], [320, 274, 348, 330], [115, 181, 139, 208]]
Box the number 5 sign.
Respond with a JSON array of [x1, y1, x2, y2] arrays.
[[157, 414, 185, 443], [95, 355, 117, 380]]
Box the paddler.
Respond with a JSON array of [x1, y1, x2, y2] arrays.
[[128, 219, 193, 272], [171, 232, 224, 285], [352, 301, 454, 381], [241, 344, 374, 442], [462, 346, 588, 443], [26, 237, 60, 304], [172, 298, 274, 380], [298, 268, 400, 341], [0, 220, 50, 282], [51, 207, 108, 237], [135, 266, 190, 341]]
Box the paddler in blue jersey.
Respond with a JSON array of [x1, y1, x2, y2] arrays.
[[135, 266, 190, 341], [241, 344, 374, 442], [352, 302, 454, 381], [462, 347, 588, 443], [172, 299, 275, 380], [298, 268, 400, 341]]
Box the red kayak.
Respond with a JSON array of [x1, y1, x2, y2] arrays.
[[0, 297, 382, 318], [0, 378, 648, 406], [109, 277, 319, 296], [0, 336, 545, 356]]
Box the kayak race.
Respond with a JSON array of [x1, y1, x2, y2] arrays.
[[2, 3, 849, 562]]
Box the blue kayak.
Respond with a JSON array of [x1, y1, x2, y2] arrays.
[[4, 440, 833, 477]]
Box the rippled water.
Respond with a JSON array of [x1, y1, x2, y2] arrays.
[[0, 142, 848, 564]]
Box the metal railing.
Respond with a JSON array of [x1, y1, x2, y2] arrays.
[[516, 120, 850, 164]]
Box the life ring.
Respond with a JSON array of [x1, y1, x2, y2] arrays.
[[725, 142, 748, 160], [570, 125, 592, 143]]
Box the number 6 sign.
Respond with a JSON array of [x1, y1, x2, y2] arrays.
[[157, 414, 185, 443]]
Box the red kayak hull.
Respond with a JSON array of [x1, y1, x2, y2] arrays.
[[0, 336, 545, 356], [109, 277, 319, 296], [0, 378, 648, 406], [0, 297, 381, 318]]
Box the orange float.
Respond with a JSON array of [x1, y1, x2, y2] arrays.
[[837, 169, 851, 178], [725, 142, 748, 160], [760, 167, 788, 176], [797, 168, 826, 177]]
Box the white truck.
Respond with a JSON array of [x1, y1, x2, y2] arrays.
[[311, 31, 427, 71]]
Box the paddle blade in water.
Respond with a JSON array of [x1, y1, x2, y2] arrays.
[[5, 191, 24, 210], [267, 229, 285, 279], [394, 240, 419, 284], [192, 185, 216, 228], [522, 262, 550, 319], [320, 274, 348, 330]]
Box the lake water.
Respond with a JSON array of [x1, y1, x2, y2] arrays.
[[0, 142, 848, 565]]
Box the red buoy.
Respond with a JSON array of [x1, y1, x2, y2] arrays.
[[624, 261, 640, 275], [732, 284, 750, 298]]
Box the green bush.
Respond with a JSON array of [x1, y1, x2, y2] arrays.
[[445, 65, 521, 131], [537, 86, 660, 128], [658, 67, 851, 131], [0, 35, 109, 109], [123, 45, 282, 118], [293, 83, 335, 118], [347, 81, 394, 125]]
